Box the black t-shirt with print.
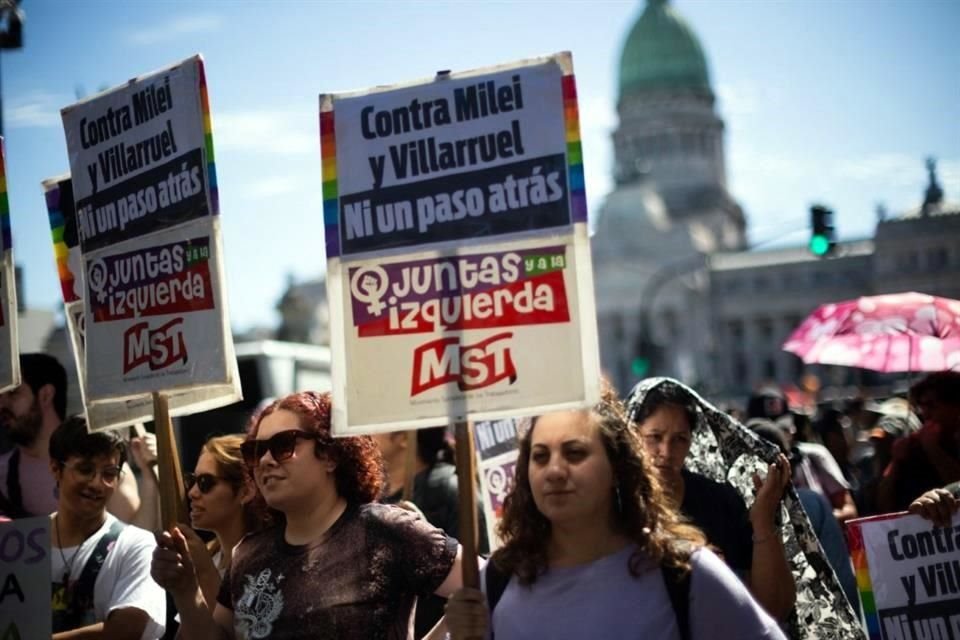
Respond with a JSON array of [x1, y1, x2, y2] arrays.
[[217, 502, 458, 640]]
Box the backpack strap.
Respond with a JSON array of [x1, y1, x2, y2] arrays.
[[63, 519, 126, 627], [3, 449, 28, 519], [662, 563, 692, 640], [484, 560, 511, 640]]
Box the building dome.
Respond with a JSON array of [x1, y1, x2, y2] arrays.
[[618, 0, 711, 99]]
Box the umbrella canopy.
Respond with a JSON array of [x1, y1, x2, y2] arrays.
[[783, 292, 960, 372]]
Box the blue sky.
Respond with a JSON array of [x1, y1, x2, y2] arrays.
[[6, 0, 959, 332]]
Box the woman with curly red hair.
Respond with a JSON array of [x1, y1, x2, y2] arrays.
[[443, 387, 785, 640], [153, 391, 463, 639]]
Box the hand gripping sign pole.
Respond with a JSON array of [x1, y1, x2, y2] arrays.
[[153, 392, 188, 529]]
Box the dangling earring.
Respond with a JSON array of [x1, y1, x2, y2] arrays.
[[615, 485, 623, 513]]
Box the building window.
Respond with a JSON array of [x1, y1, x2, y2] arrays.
[[734, 353, 748, 382], [754, 275, 769, 291], [727, 320, 743, 341], [899, 250, 919, 270], [928, 247, 949, 270], [758, 318, 774, 342], [763, 358, 776, 379]]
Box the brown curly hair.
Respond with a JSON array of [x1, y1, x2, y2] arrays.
[[246, 391, 385, 506], [493, 384, 704, 585]]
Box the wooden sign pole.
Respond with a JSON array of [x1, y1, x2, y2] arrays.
[[153, 392, 188, 530], [454, 420, 479, 588]]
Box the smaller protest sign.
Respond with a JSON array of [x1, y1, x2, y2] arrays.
[[474, 418, 521, 550], [43, 176, 240, 431], [0, 138, 19, 392], [0, 517, 51, 640], [848, 511, 960, 640]]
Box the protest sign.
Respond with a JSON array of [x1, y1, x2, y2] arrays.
[[321, 52, 600, 435], [44, 175, 240, 431], [0, 517, 51, 639], [60, 55, 236, 402], [0, 139, 18, 393], [474, 417, 521, 550], [847, 511, 960, 640]]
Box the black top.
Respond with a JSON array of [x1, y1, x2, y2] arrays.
[[680, 469, 753, 576]]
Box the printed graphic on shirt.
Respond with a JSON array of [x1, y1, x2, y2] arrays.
[[235, 568, 285, 640]]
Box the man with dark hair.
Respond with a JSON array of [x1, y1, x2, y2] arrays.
[[49, 415, 166, 639], [878, 371, 960, 512], [0, 353, 156, 525], [0, 353, 70, 517]]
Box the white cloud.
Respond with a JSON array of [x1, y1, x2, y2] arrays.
[[214, 110, 316, 155], [124, 15, 222, 45], [7, 91, 67, 128], [717, 82, 761, 118], [243, 175, 310, 199]]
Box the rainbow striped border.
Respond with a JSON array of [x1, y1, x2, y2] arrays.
[[562, 73, 587, 224], [0, 140, 10, 252], [197, 59, 219, 216], [44, 182, 78, 304], [320, 109, 339, 258], [847, 513, 901, 639]]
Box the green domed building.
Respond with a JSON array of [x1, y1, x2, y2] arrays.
[[593, 0, 745, 391]]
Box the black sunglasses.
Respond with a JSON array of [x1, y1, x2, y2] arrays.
[[184, 472, 220, 494], [241, 430, 318, 466]]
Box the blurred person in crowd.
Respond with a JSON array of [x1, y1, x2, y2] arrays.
[[376, 426, 489, 640], [747, 387, 858, 523], [878, 371, 960, 513], [749, 421, 860, 616], [153, 390, 463, 639], [629, 379, 795, 621], [49, 415, 166, 639], [908, 483, 959, 528], [813, 410, 858, 488], [178, 434, 261, 611], [441, 385, 786, 640], [0, 353, 157, 527], [625, 379, 863, 639], [855, 399, 921, 516]]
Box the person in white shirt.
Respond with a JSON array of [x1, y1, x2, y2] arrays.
[[49, 415, 166, 639]]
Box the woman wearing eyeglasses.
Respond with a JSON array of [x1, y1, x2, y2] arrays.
[[179, 434, 260, 612], [153, 391, 464, 640], [49, 415, 167, 639]]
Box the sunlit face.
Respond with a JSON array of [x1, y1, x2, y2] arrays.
[[52, 452, 122, 521], [528, 410, 616, 526], [189, 451, 247, 534], [636, 404, 692, 482], [250, 409, 336, 513], [0, 383, 43, 447]]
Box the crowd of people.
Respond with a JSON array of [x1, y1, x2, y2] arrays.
[[0, 351, 957, 639]]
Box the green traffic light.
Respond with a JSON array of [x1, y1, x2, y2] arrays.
[[809, 234, 830, 256], [631, 357, 650, 377]]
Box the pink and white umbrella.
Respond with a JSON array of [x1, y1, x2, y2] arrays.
[[782, 292, 960, 372]]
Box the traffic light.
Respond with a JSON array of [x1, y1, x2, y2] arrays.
[[631, 334, 662, 379], [809, 205, 835, 257]]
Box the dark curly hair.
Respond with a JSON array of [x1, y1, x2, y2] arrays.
[[246, 391, 385, 506], [492, 384, 704, 585]]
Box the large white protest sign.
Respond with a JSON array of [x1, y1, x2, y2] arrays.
[[60, 56, 237, 402], [848, 511, 960, 640], [0, 139, 19, 393], [321, 52, 600, 434], [43, 176, 239, 429], [0, 517, 51, 639]]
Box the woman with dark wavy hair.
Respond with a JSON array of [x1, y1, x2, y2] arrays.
[[154, 391, 463, 640], [443, 387, 785, 640]]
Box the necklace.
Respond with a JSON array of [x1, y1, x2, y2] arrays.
[[54, 514, 102, 585]]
